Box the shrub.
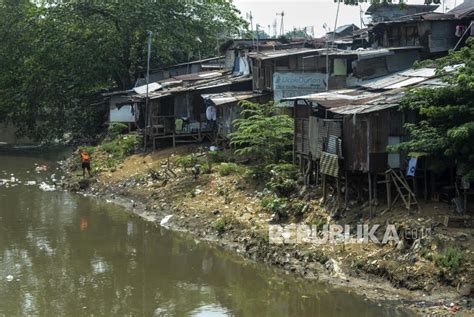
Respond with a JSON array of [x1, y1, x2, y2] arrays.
[[245, 165, 270, 182], [261, 196, 289, 217], [201, 162, 212, 174], [101, 133, 142, 159], [216, 162, 243, 176], [230, 101, 293, 164], [267, 178, 297, 197], [175, 155, 197, 168], [435, 247, 463, 273], [107, 122, 128, 139], [265, 163, 299, 196]]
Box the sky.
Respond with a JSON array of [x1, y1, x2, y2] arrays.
[[232, 0, 461, 37]]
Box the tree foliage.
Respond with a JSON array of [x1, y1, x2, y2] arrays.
[[0, 0, 245, 141], [229, 101, 294, 164], [395, 38, 474, 180]]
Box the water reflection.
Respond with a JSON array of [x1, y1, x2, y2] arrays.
[[0, 151, 410, 316]]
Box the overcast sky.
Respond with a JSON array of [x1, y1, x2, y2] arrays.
[[232, 0, 461, 37]]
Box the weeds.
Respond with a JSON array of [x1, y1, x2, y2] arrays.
[[212, 215, 234, 234]]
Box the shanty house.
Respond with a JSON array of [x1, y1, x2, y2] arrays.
[[284, 66, 450, 209], [134, 71, 252, 148], [370, 10, 474, 56]]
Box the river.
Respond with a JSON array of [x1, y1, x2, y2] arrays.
[[0, 149, 411, 316]]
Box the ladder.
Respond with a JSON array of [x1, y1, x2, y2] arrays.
[[386, 169, 419, 211]]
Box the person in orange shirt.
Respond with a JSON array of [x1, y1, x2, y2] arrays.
[[79, 149, 92, 178]]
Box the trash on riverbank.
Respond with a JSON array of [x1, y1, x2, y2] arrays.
[[160, 215, 173, 227]]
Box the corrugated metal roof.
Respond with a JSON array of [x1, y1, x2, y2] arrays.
[[282, 89, 378, 102], [397, 68, 436, 78], [355, 67, 437, 90], [448, 0, 474, 18], [330, 103, 399, 114], [384, 76, 427, 89], [201, 91, 266, 106], [249, 48, 326, 60], [133, 82, 162, 95]]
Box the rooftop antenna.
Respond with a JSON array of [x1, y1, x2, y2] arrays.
[[277, 11, 285, 36]]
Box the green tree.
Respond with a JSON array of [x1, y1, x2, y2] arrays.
[[230, 101, 294, 163], [0, 0, 245, 142], [394, 38, 474, 180]]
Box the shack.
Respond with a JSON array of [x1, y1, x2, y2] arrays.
[[370, 10, 474, 56], [134, 71, 252, 149], [284, 66, 449, 211]]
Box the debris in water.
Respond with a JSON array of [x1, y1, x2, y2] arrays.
[[6, 275, 13, 282], [35, 165, 48, 172], [39, 182, 55, 192]]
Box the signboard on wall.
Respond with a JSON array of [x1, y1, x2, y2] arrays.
[[110, 104, 135, 122], [273, 72, 327, 106]]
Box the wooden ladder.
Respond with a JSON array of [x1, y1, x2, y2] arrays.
[[386, 169, 419, 211]]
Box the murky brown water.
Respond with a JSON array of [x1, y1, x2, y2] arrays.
[[0, 150, 411, 316]]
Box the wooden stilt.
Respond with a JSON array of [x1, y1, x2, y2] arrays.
[[424, 164, 428, 201], [368, 172, 373, 218], [173, 133, 176, 148], [386, 172, 392, 209], [322, 174, 327, 203], [336, 176, 341, 206], [315, 161, 320, 187], [344, 171, 349, 209], [373, 173, 377, 206]]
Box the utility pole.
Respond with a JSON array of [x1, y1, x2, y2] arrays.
[[272, 19, 277, 38], [277, 11, 285, 36], [256, 24, 260, 52], [323, 24, 330, 92], [143, 30, 152, 151], [332, 0, 341, 49]]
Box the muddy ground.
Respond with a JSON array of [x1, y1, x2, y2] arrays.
[[61, 146, 474, 316]]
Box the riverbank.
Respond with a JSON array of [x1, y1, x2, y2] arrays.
[[61, 146, 473, 316]]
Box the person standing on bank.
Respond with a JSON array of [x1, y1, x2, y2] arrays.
[[80, 149, 92, 178]]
